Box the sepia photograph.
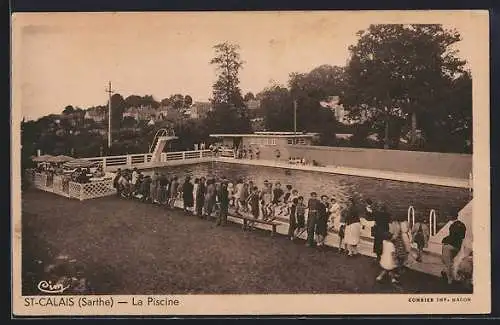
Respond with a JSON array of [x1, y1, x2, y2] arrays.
[[11, 10, 490, 315]]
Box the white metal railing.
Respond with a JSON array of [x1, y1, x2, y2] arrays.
[[429, 209, 437, 237], [81, 150, 212, 169], [407, 205, 415, 228]]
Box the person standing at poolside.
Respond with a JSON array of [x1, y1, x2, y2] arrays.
[[131, 167, 139, 195], [157, 173, 165, 204], [216, 181, 229, 226], [169, 176, 178, 209], [150, 172, 159, 204], [316, 195, 329, 247], [328, 197, 341, 231], [193, 178, 200, 214], [441, 211, 467, 285], [234, 179, 244, 215], [294, 196, 306, 238], [203, 179, 216, 220], [344, 198, 361, 256], [247, 186, 260, 226], [288, 197, 299, 240], [411, 216, 430, 262], [372, 203, 391, 262], [196, 177, 206, 218], [113, 169, 122, 197], [306, 192, 321, 247], [182, 176, 194, 215], [260, 181, 273, 220], [270, 182, 284, 219]]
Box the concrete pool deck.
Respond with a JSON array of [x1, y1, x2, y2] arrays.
[[221, 207, 447, 278], [215, 157, 471, 189]]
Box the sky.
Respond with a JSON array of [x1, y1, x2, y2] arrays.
[[11, 10, 485, 121]]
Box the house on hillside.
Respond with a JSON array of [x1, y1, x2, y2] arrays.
[[84, 107, 107, 123], [122, 105, 173, 122], [189, 101, 212, 119], [245, 99, 261, 110], [320, 96, 348, 124]]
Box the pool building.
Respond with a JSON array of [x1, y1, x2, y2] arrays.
[[209, 131, 320, 161]]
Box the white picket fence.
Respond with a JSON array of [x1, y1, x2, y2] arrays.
[[28, 171, 116, 201]]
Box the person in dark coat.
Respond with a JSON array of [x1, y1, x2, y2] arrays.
[[372, 202, 391, 262], [216, 182, 229, 226], [196, 177, 206, 218], [306, 192, 321, 247], [441, 211, 467, 285], [113, 169, 122, 197], [315, 195, 329, 247], [182, 176, 194, 214]]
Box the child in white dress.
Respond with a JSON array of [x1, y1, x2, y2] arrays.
[[376, 231, 399, 284]]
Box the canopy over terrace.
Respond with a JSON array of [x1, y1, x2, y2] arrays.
[[209, 132, 320, 146], [31, 154, 55, 162], [63, 159, 99, 169], [47, 155, 75, 164]]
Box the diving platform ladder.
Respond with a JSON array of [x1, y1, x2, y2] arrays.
[[149, 128, 178, 162]]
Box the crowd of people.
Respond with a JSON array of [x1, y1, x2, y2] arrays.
[[112, 168, 472, 288]]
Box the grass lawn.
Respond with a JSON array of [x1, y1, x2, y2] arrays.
[[21, 189, 471, 295]]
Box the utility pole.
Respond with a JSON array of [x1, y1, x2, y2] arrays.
[[293, 99, 297, 135], [105, 81, 115, 149]]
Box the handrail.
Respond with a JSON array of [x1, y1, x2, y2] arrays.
[[149, 128, 176, 153], [407, 205, 415, 227], [429, 209, 437, 236]]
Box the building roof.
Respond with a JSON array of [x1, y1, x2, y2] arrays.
[[210, 132, 319, 138]]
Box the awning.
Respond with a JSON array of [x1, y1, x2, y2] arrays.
[[32, 154, 55, 162], [62, 159, 98, 169], [47, 155, 75, 163]]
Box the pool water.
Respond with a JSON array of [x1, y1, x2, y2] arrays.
[[153, 162, 471, 224]]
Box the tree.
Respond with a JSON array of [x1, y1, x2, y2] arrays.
[[141, 95, 160, 109], [124, 95, 143, 108], [169, 94, 185, 110], [207, 42, 250, 133], [259, 85, 293, 131], [110, 93, 126, 129], [62, 105, 75, 114], [287, 65, 345, 145], [418, 71, 472, 153], [244, 92, 255, 101], [184, 95, 193, 108], [342, 24, 468, 149], [160, 97, 171, 107]]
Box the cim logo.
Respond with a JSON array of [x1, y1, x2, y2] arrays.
[[37, 280, 70, 294]]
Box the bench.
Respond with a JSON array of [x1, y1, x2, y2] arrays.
[[230, 214, 279, 237]]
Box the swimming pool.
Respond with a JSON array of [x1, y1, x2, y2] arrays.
[[152, 161, 470, 224]]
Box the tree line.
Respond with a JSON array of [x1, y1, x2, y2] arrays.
[[209, 24, 472, 153], [21, 23, 472, 169]]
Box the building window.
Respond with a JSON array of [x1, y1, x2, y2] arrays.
[[287, 138, 293, 145], [298, 138, 306, 145]]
